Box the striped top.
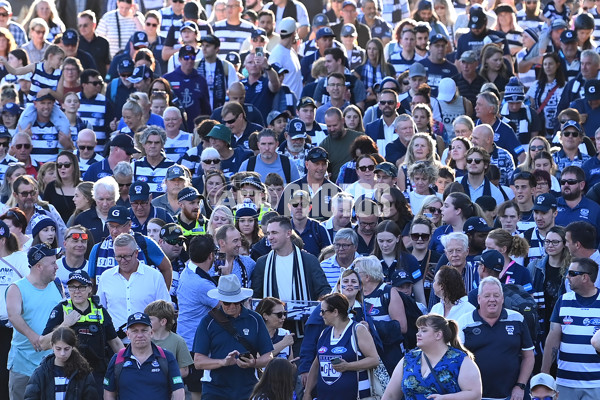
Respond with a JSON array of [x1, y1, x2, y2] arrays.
[[551, 290, 600, 388], [591, 7, 600, 43], [0, 155, 18, 182], [213, 20, 254, 59], [30, 121, 59, 163], [159, 6, 183, 39], [54, 370, 69, 400], [78, 93, 108, 151], [179, 144, 202, 176], [28, 62, 62, 103], [96, 10, 145, 58], [165, 130, 193, 162], [77, 152, 104, 173], [388, 46, 424, 75], [381, 0, 410, 26], [132, 156, 176, 196]]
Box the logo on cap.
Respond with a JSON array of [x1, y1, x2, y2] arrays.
[[134, 312, 143, 319], [590, 86, 596, 93], [0, 227, 5, 236], [135, 186, 142, 194], [111, 209, 120, 217], [294, 122, 302, 130], [479, 218, 486, 224], [160, 228, 166, 236], [472, 16, 478, 22], [537, 196, 544, 204]]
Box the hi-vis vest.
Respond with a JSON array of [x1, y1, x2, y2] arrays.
[[179, 217, 207, 237], [62, 299, 104, 324]]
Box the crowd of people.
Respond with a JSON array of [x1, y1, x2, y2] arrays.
[[0, 0, 599, 399]]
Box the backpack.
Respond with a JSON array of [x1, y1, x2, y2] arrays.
[[113, 345, 168, 390], [396, 290, 423, 351], [247, 154, 291, 183], [503, 283, 539, 345], [133, 232, 155, 267]]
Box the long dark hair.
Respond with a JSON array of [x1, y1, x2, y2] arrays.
[[374, 186, 413, 229], [435, 265, 466, 304], [372, 220, 409, 260], [416, 314, 474, 359], [535, 52, 566, 107], [249, 358, 296, 400], [51, 327, 92, 379], [55, 150, 81, 188]]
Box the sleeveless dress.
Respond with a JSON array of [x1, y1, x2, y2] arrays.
[[401, 347, 467, 399]]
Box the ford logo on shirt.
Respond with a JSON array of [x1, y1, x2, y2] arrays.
[[331, 347, 347, 354], [153, 176, 164, 183]]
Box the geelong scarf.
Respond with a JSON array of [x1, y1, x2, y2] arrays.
[[198, 59, 227, 109], [263, 245, 309, 301]]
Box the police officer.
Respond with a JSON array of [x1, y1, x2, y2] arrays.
[[176, 187, 207, 238], [41, 270, 124, 396]]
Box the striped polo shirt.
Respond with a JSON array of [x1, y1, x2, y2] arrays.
[[165, 130, 193, 163], [78, 93, 108, 151], [213, 20, 254, 59], [159, 6, 183, 38], [96, 10, 145, 58], [132, 156, 176, 196], [77, 152, 104, 174], [31, 121, 59, 163], [28, 63, 62, 103]]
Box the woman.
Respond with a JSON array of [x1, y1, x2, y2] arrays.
[[515, 136, 551, 175], [533, 151, 561, 192], [303, 293, 379, 400], [336, 136, 379, 189], [412, 0, 448, 36], [134, 48, 159, 74], [411, 103, 446, 155], [144, 11, 167, 74], [37, 162, 57, 196], [43, 151, 80, 223], [343, 105, 364, 132], [407, 161, 441, 214], [25, 327, 98, 400], [67, 182, 94, 227], [207, 205, 234, 236], [486, 228, 532, 286], [354, 256, 407, 375], [526, 52, 565, 137], [533, 170, 553, 197], [373, 220, 426, 304], [235, 205, 263, 249], [354, 38, 395, 107], [441, 116, 474, 164], [208, 0, 227, 25], [255, 297, 294, 360], [527, 226, 570, 337], [374, 186, 413, 232], [382, 314, 481, 400], [250, 358, 296, 400], [0, 28, 16, 81], [0, 49, 28, 90], [408, 217, 442, 302], [494, 4, 524, 55], [22, 0, 65, 42], [479, 44, 513, 92], [63, 92, 91, 144], [117, 98, 145, 137], [433, 0, 457, 43], [201, 171, 227, 218], [31, 215, 57, 248], [431, 192, 478, 254], [0, 208, 31, 251], [497, 201, 521, 236], [416, 195, 444, 229], [346, 154, 378, 199], [61, 57, 83, 95], [430, 265, 476, 319], [398, 133, 437, 192], [446, 136, 470, 178], [147, 217, 166, 243], [149, 77, 181, 111]]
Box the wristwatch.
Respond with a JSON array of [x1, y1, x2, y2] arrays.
[[514, 383, 526, 390]]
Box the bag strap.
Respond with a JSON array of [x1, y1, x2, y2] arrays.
[[536, 84, 559, 114], [423, 352, 447, 395], [209, 307, 259, 356], [0, 257, 22, 278]]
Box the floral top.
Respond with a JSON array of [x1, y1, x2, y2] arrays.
[[401, 347, 467, 399]]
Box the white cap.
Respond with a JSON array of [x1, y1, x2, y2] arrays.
[[278, 17, 297, 35], [530, 373, 557, 391], [437, 78, 456, 102]]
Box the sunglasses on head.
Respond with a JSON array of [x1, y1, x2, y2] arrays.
[[68, 232, 88, 240], [410, 233, 431, 241], [562, 130, 579, 137], [466, 158, 483, 164], [57, 162, 72, 169], [559, 179, 580, 185], [15, 143, 31, 150], [358, 165, 375, 172]]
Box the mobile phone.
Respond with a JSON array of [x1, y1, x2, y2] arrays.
[[331, 357, 342, 365], [256, 47, 264, 58], [239, 352, 252, 359], [214, 252, 226, 274]]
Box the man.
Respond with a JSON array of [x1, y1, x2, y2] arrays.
[[125, 64, 154, 94], [164, 21, 200, 72], [239, 128, 300, 184], [388, 24, 421, 75], [571, 79, 600, 138], [456, 5, 510, 60], [454, 50, 487, 107], [564, 221, 600, 287], [240, 10, 279, 52], [75, 177, 118, 244], [75, 129, 103, 174], [358, 0, 392, 46], [88, 205, 172, 287], [132, 126, 176, 197], [553, 120, 591, 174], [277, 117, 311, 175], [106, 59, 136, 124], [210, 82, 265, 126], [463, 216, 492, 259], [194, 274, 273, 400], [152, 164, 188, 217], [78, 69, 108, 151], [162, 1, 213, 63], [529, 374, 560, 400], [297, 96, 326, 143], [177, 187, 208, 238], [315, 72, 350, 123], [162, 107, 192, 163], [300, 26, 335, 85], [77, 10, 111, 78], [83, 134, 139, 182], [417, 31, 458, 97], [96, 0, 145, 58], [104, 312, 184, 400], [320, 228, 359, 288], [319, 107, 363, 180], [241, 51, 281, 121], [541, 258, 600, 398], [221, 101, 263, 150], [214, 224, 256, 287], [158, 0, 185, 39], [500, 77, 542, 144], [0, 126, 15, 181], [457, 276, 535, 400], [457, 146, 505, 205], [555, 166, 600, 227], [163, 45, 211, 125], [197, 34, 238, 111], [27, 94, 70, 163], [354, 198, 379, 256], [205, 124, 253, 177], [287, 190, 331, 258], [557, 50, 600, 115], [523, 193, 557, 262], [58, 28, 96, 71], [365, 89, 400, 157], [475, 91, 525, 164], [6, 244, 62, 400], [278, 146, 343, 221], [558, 29, 581, 82], [269, 17, 303, 97], [129, 182, 174, 235], [331, 0, 371, 48], [0, 1, 26, 46], [97, 233, 170, 333], [213, 0, 255, 58], [512, 172, 537, 232]]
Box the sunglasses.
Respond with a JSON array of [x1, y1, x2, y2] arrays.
[[222, 301, 240, 306], [202, 159, 220, 164], [146, 22, 158, 27], [529, 145, 545, 151], [15, 143, 31, 150], [182, 55, 196, 61], [19, 190, 37, 198], [120, 73, 132, 78], [562, 130, 579, 137], [68, 232, 89, 240], [87, 81, 103, 86], [78, 145, 94, 151], [466, 158, 483, 164], [0, 13, 9, 17], [358, 165, 375, 172], [427, 207, 441, 214], [0, 141, 8, 148], [379, 100, 395, 106], [532, 397, 555, 400], [57, 162, 72, 169], [164, 238, 184, 246], [223, 116, 238, 124], [333, 243, 353, 249], [67, 285, 88, 292], [568, 270, 588, 277], [411, 233, 431, 241], [559, 179, 580, 185], [271, 311, 287, 318], [118, 183, 132, 188], [291, 202, 309, 208]]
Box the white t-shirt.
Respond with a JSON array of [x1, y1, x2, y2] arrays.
[[275, 252, 294, 301], [0, 251, 30, 320]]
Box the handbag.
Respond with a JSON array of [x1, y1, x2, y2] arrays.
[[423, 352, 447, 395], [351, 323, 389, 400]]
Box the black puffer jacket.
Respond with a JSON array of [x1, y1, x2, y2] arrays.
[[24, 354, 98, 400]]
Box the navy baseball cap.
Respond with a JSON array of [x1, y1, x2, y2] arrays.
[[160, 223, 185, 241], [560, 29, 577, 44], [374, 162, 398, 177], [463, 216, 492, 233], [561, 119, 583, 134], [129, 181, 150, 201], [0, 219, 9, 238], [226, 51, 240, 65], [585, 79, 600, 101], [110, 134, 140, 155], [118, 59, 135, 75], [127, 65, 153, 84], [127, 312, 152, 328], [180, 21, 198, 33], [179, 45, 197, 58], [106, 206, 131, 224], [62, 29, 79, 46], [391, 269, 414, 287], [0, 125, 10, 139], [316, 27, 335, 40], [312, 13, 329, 28], [533, 193, 557, 212], [297, 97, 317, 109], [178, 187, 200, 202], [132, 31, 149, 48], [429, 31, 450, 44], [287, 118, 307, 139], [67, 270, 92, 286], [341, 24, 357, 37], [251, 28, 267, 39], [28, 244, 61, 267], [475, 249, 504, 272], [166, 164, 186, 180], [2, 102, 20, 115], [201, 34, 221, 47]]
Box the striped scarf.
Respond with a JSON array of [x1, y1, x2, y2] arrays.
[[361, 63, 383, 90], [263, 245, 309, 301]]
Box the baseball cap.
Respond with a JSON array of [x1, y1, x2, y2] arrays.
[[437, 78, 456, 102], [166, 164, 186, 180], [178, 187, 200, 202], [306, 146, 328, 162], [408, 63, 427, 78], [179, 45, 197, 58], [475, 249, 504, 272], [584, 79, 600, 101], [530, 373, 557, 391], [297, 97, 317, 109], [0, 219, 9, 238], [160, 223, 185, 241], [494, 4, 515, 14], [391, 269, 414, 287], [483, 34, 504, 45], [463, 216, 492, 233], [226, 52, 240, 65], [374, 162, 398, 177], [2, 102, 20, 115], [290, 190, 310, 203], [132, 31, 149, 48], [340, 24, 357, 37], [469, 6, 487, 29], [0, 1, 12, 13], [286, 118, 307, 139], [201, 34, 221, 47], [475, 195, 496, 212], [317, 26, 336, 40], [67, 270, 92, 286], [129, 181, 150, 201], [206, 124, 232, 144], [560, 29, 577, 44], [183, 1, 200, 19], [110, 134, 140, 155], [532, 193, 558, 212], [251, 28, 267, 39], [267, 110, 289, 126], [460, 50, 478, 63], [106, 206, 131, 224], [561, 119, 583, 134], [118, 59, 135, 75], [0, 125, 10, 139], [127, 312, 152, 329], [551, 19, 568, 30], [35, 93, 55, 102], [374, 76, 401, 93], [62, 29, 79, 46], [279, 17, 297, 36], [524, 28, 539, 43], [312, 13, 329, 28], [429, 31, 449, 44], [28, 244, 61, 267], [180, 20, 199, 33], [236, 202, 259, 219], [342, 0, 357, 8], [127, 65, 153, 84]]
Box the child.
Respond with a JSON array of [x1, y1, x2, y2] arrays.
[[0, 44, 70, 134], [144, 300, 193, 379], [31, 214, 58, 248]]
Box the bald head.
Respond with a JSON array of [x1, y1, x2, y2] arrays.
[[77, 129, 96, 143], [227, 81, 246, 104], [77, 129, 97, 159], [471, 124, 494, 151]]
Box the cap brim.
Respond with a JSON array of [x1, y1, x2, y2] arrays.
[[127, 76, 143, 84], [127, 321, 152, 329], [207, 287, 253, 302]]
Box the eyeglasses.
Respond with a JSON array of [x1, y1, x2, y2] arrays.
[[466, 158, 483, 164], [379, 100, 395, 106], [68, 232, 88, 241], [319, 308, 333, 315], [358, 165, 375, 172], [67, 285, 87, 292], [560, 179, 580, 185], [411, 233, 431, 241], [87, 81, 104, 86], [18, 190, 37, 198], [78, 145, 94, 151], [402, 80, 409, 85], [118, 183, 132, 188], [544, 239, 562, 246], [32, 29, 45, 35], [182, 55, 196, 61], [328, 83, 344, 88], [164, 238, 184, 246], [529, 145, 545, 151], [115, 251, 137, 261], [57, 162, 72, 169], [146, 22, 158, 27], [333, 243, 353, 249], [202, 159, 221, 164], [568, 270, 588, 277], [131, 201, 149, 207], [223, 116, 238, 124], [0, 141, 8, 148], [427, 207, 441, 214], [271, 311, 287, 318], [562, 130, 579, 137], [15, 143, 31, 150], [536, 181, 549, 187]]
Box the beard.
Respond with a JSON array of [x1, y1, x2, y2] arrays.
[[562, 187, 581, 201]]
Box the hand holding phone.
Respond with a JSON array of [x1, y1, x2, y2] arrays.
[[331, 357, 343, 365]]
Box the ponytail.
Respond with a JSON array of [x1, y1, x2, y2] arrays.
[[510, 235, 530, 258], [447, 320, 474, 360]]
